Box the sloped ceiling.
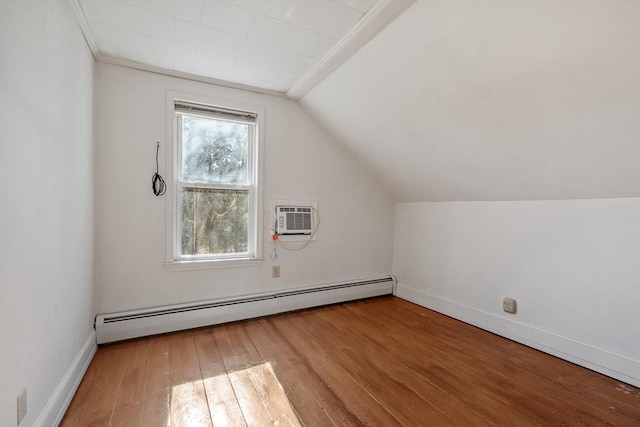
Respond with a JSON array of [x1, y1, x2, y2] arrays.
[[74, 0, 414, 96], [300, 0, 640, 202]]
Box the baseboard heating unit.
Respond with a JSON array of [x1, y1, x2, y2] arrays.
[[95, 276, 394, 344]]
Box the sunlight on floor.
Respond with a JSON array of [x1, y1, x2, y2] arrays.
[[170, 361, 301, 426]]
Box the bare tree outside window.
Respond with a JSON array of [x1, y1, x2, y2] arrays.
[[182, 116, 248, 184]]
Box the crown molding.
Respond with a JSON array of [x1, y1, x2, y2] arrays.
[[97, 55, 288, 98]]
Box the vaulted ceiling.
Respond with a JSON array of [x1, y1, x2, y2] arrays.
[[301, 0, 640, 201], [75, 0, 640, 203], [75, 0, 412, 95]]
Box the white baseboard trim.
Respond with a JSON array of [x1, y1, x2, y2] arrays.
[[96, 276, 394, 344], [34, 330, 97, 427], [396, 284, 640, 388]]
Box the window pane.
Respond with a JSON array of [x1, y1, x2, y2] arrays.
[[181, 188, 249, 256], [181, 115, 249, 184]]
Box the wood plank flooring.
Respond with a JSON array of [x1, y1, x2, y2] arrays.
[[61, 297, 640, 426]]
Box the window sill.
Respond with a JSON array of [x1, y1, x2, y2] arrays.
[[163, 257, 265, 271]]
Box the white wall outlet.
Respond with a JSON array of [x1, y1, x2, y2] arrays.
[[272, 265, 280, 278], [17, 388, 27, 425], [503, 297, 517, 314]]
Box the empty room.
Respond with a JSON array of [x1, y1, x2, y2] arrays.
[[1, 0, 639, 426]]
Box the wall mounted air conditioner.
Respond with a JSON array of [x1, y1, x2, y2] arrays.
[[276, 205, 313, 235]]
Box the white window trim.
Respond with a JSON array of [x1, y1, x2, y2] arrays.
[[163, 90, 264, 270]]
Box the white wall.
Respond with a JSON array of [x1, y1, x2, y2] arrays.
[[394, 198, 640, 386], [301, 0, 640, 202], [95, 63, 395, 314], [0, 1, 95, 426]]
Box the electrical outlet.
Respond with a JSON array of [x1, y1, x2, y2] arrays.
[[17, 388, 27, 425], [503, 298, 517, 314], [272, 265, 280, 278]]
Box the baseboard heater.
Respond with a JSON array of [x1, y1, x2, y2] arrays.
[[95, 276, 394, 344]]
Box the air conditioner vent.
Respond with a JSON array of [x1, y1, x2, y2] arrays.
[[276, 205, 313, 235]]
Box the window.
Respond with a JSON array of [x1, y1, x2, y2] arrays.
[[166, 98, 263, 268]]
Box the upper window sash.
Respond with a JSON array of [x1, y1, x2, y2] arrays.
[[175, 113, 255, 185]]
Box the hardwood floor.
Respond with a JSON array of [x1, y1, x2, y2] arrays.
[[61, 297, 640, 426]]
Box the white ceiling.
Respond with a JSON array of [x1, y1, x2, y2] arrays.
[[75, 0, 639, 203], [301, 0, 640, 202], [76, 0, 412, 94]]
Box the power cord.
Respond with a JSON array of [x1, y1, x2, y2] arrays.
[[152, 141, 166, 196]]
